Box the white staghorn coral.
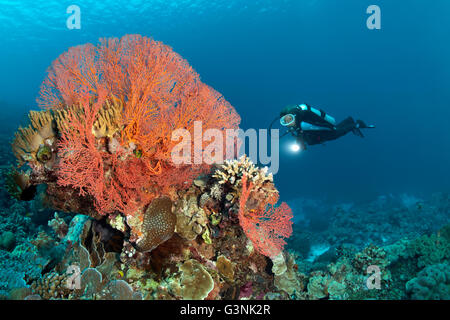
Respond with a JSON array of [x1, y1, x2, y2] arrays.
[[213, 155, 273, 189]]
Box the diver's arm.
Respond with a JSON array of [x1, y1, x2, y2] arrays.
[[296, 136, 307, 150], [291, 128, 307, 150], [299, 121, 333, 131]]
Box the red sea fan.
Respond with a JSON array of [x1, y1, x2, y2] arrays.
[[38, 34, 240, 158], [55, 90, 145, 215], [39, 34, 240, 217], [238, 175, 293, 258], [37, 43, 103, 109]]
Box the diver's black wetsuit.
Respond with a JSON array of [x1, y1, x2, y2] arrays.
[[301, 117, 361, 145], [280, 104, 373, 149]]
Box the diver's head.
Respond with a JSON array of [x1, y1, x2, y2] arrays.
[[279, 104, 301, 127], [280, 113, 296, 127], [280, 105, 296, 116]]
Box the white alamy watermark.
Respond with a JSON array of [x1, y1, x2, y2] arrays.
[[366, 265, 381, 290], [171, 121, 280, 174], [366, 5, 381, 30], [66, 265, 81, 290], [66, 5, 81, 30]]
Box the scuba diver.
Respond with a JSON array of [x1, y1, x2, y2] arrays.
[[271, 103, 375, 150]]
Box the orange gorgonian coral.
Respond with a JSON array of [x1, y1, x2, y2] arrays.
[[238, 174, 293, 258], [39, 34, 240, 216]]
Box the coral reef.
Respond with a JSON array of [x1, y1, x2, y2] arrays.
[[3, 34, 300, 300], [2, 33, 449, 301], [2, 162, 449, 300], [406, 263, 450, 300], [288, 192, 450, 258], [287, 223, 450, 300], [10, 34, 241, 247]]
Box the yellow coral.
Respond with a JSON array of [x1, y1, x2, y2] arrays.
[[12, 98, 122, 166], [214, 155, 272, 184], [216, 255, 235, 282], [92, 98, 123, 138], [174, 188, 209, 241], [12, 109, 56, 165], [53, 98, 123, 139], [273, 252, 304, 296], [179, 259, 214, 300]]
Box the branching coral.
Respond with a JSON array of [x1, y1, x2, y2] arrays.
[[212, 155, 279, 211], [29, 272, 70, 300], [213, 155, 275, 193]]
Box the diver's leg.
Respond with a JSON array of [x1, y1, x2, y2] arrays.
[[304, 130, 343, 144], [334, 117, 358, 138]]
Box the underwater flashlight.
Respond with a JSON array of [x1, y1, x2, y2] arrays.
[[290, 143, 301, 152]]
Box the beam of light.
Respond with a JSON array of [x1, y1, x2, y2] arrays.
[[290, 143, 301, 152]]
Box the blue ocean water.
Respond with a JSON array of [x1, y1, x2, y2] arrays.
[[1, 0, 449, 204], [0, 0, 449, 302]]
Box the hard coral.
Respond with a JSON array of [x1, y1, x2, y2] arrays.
[[6, 34, 314, 301], [174, 187, 209, 241], [179, 259, 214, 300], [213, 155, 278, 204], [216, 255, 235, 282], [272, 252, 305, 298], [29, 272, 70, 300], [136, 197, 176, 252]]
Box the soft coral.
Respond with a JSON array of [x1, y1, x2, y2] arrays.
[[238, 174, 293, 258], [40, 34, 240, 217]]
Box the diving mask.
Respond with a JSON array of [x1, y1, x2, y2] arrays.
[[280, 113, 296, 127]]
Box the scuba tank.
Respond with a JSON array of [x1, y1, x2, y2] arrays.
[[297, 104, 336, 126]]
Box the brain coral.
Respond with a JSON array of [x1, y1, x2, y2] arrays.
[[136, 197, 176, 252]]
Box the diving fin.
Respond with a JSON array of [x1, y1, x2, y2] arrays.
[[356, 120, 375, 129], [353, 120, 376, 137]]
